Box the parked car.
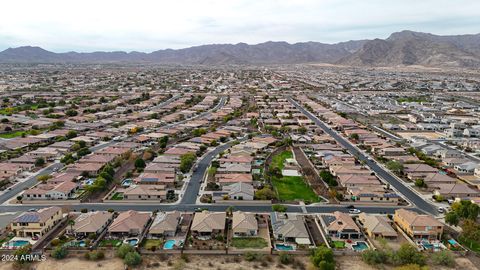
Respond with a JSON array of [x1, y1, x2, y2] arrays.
[[438, 207, 445, 213], [349, 209, 361, 214]]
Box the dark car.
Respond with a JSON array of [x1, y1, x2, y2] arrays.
[[346, 205, 355, 209]]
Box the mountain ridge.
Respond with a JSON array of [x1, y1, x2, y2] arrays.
[[1, 30, 479, 67]]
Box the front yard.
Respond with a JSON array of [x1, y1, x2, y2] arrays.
[[230, 237, 268, 249]]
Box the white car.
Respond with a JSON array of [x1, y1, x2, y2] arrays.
[[349, 209, 361, 214]]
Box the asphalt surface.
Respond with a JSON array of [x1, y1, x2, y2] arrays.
[[288, 97, 438, 215]]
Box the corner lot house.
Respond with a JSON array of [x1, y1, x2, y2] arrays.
[[232, 211, 258, 237], [393, 209, 444, 240], [108, 210, 151, 237], [67, 211, 114, 237], [11, 207, 63, 237], [190, 211, 226, 239]]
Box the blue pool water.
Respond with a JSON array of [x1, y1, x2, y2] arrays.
[[421, 241, 433, 249], [78, 240, 86, 247], [84, 179, 94, 185], [121, 179, 133, 187], [164, 240, 176, 249], [275, 244, 294, 251], [127, 239, 138, 246], [9, 240, 30, 247], [352, 241, 369, 251], [448, 239, 458, 245]]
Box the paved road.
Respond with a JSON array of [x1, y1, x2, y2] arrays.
[[0, 201, 417, 214], [0, 140, 117, 205], [288, 97, 438, 215]]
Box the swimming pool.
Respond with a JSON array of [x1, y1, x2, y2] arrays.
[[275, 244, 294, 251], [421, 240, 433, 249], [124, 238, 138, 246], [6, 240, 30, 248], [164, 240, 176, 249], [121, 179, 133, 187], [352, 241, 369, 251]]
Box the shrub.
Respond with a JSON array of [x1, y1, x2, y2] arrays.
[[50, 238, 61, 246], [85, 251, 105, 261], [279, 252, 292, 264], [272, 204, 288, 212], [244, 251, 262, 261], [51, 246, 68, 260], [431, 250, 455, 267], [362, 249, 388, 265], [116, 243, 134, 259], [124, 251, 142, 266], [393, 244, 425, 266]]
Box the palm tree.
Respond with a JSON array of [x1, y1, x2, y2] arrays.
[[68, 219, 75, 234]]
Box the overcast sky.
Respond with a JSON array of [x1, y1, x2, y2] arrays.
[[1, 0, 479, 52]]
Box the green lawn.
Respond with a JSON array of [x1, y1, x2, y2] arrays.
[[231, 237, 268, 249], [143, 239, 163, 250], [271, 150, 293, 170], [459, 236, 480, 253], [272, 176, 320, 202], [111, 192, 124, 200], [0, 129, 42, 139], [269, 150, 319, 203], [99, 239, 122, 247], [332, 240, 346, 249]]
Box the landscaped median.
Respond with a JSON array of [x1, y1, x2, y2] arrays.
[[269, 150, 320, 203]]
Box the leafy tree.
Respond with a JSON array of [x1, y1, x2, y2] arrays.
[[179, 153, 196, 173], [255, 187, 276, 200], [134, 158, 146, 169], [35, 157, 45, 167], [279, 252, 292, 264], [386, 160, 404, 174], [349, 133, 359, 140], [66, 130, 78, 139], [116, 244, 134, 259], [311, 246, 335, 270], [445, 211, 460, 226], [65, 109, 78, 117]]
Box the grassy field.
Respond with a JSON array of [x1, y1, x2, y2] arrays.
[[272, 176, 320, 202], [269, 150, 319, 203], [231, 237, 268, 249]]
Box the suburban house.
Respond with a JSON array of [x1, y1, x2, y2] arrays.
[[23, 181, 79, 200], [393, 209, 444, 240], [107, 210, 151, 237], [190, 211, 226, 239], [321, 211, 361, 239], [122, 185, 167, 201], [271, 212, 311, 245], [433, 183, 480, 199], [358, 213, 398, 239], [223, 182, 254, 200], [148, 211, 181, 238], [232, 211, 258, 237], [67, 211, 114, 237], [11, 207, 63, 237]]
